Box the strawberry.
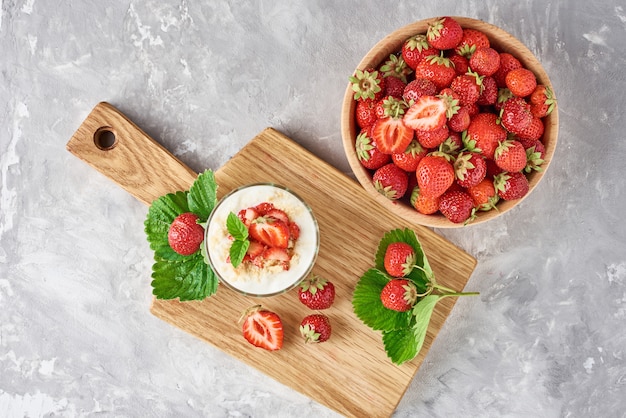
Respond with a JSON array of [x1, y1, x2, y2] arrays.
[[375, 95, 408, 119], [300, 314, 332, 343], [253, 202, 275, 215], [438, 190, 475, 224], [356, 131, 391, 170], [356, 99, 378, 129], [529, 84, 557, 118], [500, 97, 533, 135], [455, 28, 490, 58], [240, 305, 284, 351], [495, 87, 514, 112], [380, 279, 418, 312], [349, 68, 385, 102], [167, 212, 204, 256], [414, 54, 456, 90], [237, 207, 259, 227], [493, 52, 522, 87], [469, 47, 501, 76], [266, 208, 289, 224], [494, 140, 527, 172], [476, 76, 498, 106], [450, 71, 483, 106], [505, 68, 537, 98], [403, 95, 448, 132], [416, 155, 455, 197], [439, 131, 463, 156], [403, 78, 437, 103], [384, 242, 416, 277], [383, 75, 408, 98], [392, 140, 427, 172], [261, 247, 290, 270], [448, 53, 470, 75], [410, 187, 441, 215], [426, 16, 463, 50], [401, 34, 439, 70], [372, 117, 414, 154], [249, 217, 290, 249], [298, 275, 335, 310], [494, 171, 529, 200], [466, 112, 507, 160], [524, 141, 545, 173], [373, 163, 409, 200], [467, 178, 499, 211], [485, 157, 504, 178], [416, 124, 449, 149], [516, 116, 545, 145], [447, 105, 471, 132], [454, 152, 487, 188], [379, 54, 412, 84]]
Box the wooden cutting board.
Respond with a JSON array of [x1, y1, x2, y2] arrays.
[[67, 102, 477, 418]]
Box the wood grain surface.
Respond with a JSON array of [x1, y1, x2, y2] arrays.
[[66, 102, 477, 418]]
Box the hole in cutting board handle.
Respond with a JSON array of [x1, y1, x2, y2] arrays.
[[94, 127, 117, 150]]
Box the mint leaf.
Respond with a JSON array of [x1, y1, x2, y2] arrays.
[[352, 268, 412, 331], [188, 170, 218, 219], [382, 327, 418, 366], [412, 294, 443, 356], [226, 212, 248, 241], [229, 239, 249, 268], [145, 191, 190, 262], [151, 253, 218, 301]]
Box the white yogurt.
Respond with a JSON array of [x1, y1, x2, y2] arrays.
[[205, 184, 319, 297]]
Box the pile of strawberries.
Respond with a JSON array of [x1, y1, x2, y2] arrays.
[[350, 16, 556, 224]]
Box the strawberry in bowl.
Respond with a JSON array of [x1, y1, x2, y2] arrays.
[[341, 16, 558, 227]]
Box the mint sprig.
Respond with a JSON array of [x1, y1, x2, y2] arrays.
[[352, 228, 478, 365], [144, 169, 219, 301], [226, 212, 250, 268]]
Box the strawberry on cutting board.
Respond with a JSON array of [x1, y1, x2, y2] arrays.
[[298, 275, 336, 310], [300, 314, 332, 343], [168, 212, 204, 256], [240, 305, 284, 351]]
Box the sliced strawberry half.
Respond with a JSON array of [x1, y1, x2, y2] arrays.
[[237, 207, 259, 227], [249, 217, 290, 249], [266, 208, 289, 224], [403, 95, 448, 132], [371, 117, 414, 154], [241, 305, 284, 351]]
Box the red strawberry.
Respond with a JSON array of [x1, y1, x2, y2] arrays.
[[372, 117, 414, 154], [448, 53, 470, 75], [401, 34, 439, 70], [355, 131, 391, 170], [447, 105, 471, 133], [243, 240, 265, 264], [392, 140, 427, 172], [241, 305, 284, 351], [383, 75, 408, 98], [403, 78, 437, 103], [374, 95, 408, 119], [384, 242, 417, 277], [300, 314, 332, 343], [403, 95, 448, 132], [517, 116, 545, 145], [237, 207, 259, 227], [356, 99, 378, 129], [249, 217, 290, 249], [416, 155, 455, 197], [454, 152, 487, 188], [253, 202, 275, 215], [469, 47, 501, 76], [261, 247, 290, 270], [500, 97, 533, 135], [505, 68, 537, 98], [414, 54, 457, 90], [380, 279, 418, 312], [167, 212, 204, 256], [349, 68, 385, 102], [450, 71, 483, 106], [410, 187, 441, 215], [298, 275, 335, 310], [494, 140, 527, 172], [493, 52, 522, 87], [494, 171, 529, 200], [438, 190, 475, 224], [466, 112, 507, 159], [266, 208, 289, 224], [524, 141, 545, 173], [426, 16, 463, 50], [529, 84, 557, 118], [416, 124, 449, 149], [467, 178, 499, 211], [476, 76, 498, 106], [373, 163, 409, 200], [455, 28, 491, 58]]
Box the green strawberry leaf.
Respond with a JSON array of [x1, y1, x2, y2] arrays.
[[352, 268, 413, 332], [382, 327, 418, 366], [188, 170, 218, 219], [145, 191, 190, 262], [151, 253, 218, 301], [374, 228, 432, 291], [412, 294, 443, 356]]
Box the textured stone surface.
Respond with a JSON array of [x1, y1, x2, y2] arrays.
[[2, 1, 626, 417]]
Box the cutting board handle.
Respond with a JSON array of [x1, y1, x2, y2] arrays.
[[66, 102, 198, 205]]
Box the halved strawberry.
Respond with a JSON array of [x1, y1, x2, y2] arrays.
[[237, 207, 259, 227], [266, 208, 289, 224], [403, 95, 448, 132], [253, 202, 274, 216], [262, 247, 290, 270], [244, 240, 265, 263], [241, 305, 284, 351], [371, 117, 414, 154], [249, 217, 290, 249]]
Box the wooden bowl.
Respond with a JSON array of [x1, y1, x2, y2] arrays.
[[340, 17, 559, 228]]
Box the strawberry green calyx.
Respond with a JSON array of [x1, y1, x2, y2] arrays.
[[405, 34, 431, 53], [299, 275, 328, 296], [453, 152, 476, 182], [425, 52, 454, 69], [438, 91, 460, 120], [380, 54, 413, 83], [543, 86, 557, 115], [381, 96, 409, 119], [525, 145, 545, 173], [355, 132, 375, 161], [300, 324, 322, 343], [349, 69, 382, 101], [466, 69, 485, 93]]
